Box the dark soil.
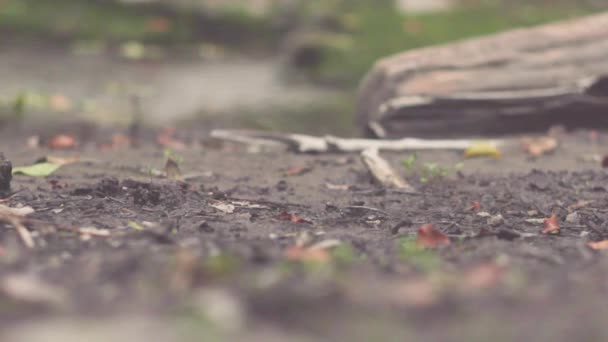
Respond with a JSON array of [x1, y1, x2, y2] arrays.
[[1, 124, 608, 341]]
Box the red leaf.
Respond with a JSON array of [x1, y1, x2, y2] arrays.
[[417, 224, 450, 249], [542, 214, 560, 235], [278, 212, 312, 224], [468, 201, 482, 211], [48, 134, 78, 149]]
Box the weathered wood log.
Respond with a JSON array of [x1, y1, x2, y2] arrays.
[[357, 13, 608, 138]]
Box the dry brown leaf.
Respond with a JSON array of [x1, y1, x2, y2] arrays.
[[541, 214, 560, 235], [587, 240, 608, 250], [521, 136, 558, 157], [417, 224, 450, 249]]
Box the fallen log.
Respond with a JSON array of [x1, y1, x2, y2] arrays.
[[357, 13, 608, 138]]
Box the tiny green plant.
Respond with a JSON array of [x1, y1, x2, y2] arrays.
[[403, 155, 465, 183], [402, 153, 418, 171], [163, 148, 183, 164]]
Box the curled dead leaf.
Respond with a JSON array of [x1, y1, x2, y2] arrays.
[[417, 224, 450, 249], [521, 136, 558, 157], [541, 214, 560, 235]]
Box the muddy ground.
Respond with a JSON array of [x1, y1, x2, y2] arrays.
[[1, 124, 608, 341]]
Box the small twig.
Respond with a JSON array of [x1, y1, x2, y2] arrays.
[[361, 148, 416, 192], [9, 216, 35, 249]]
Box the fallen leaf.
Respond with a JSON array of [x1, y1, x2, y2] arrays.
[[464, 141, 500, 159], [210, 202, 236, 214], [12, 163, 62, 177], [278, 212, 312, 224], [49, 94, 72, 112], [541, 214, 560, 235], [587, 240, 608, 250], [128, 221, 145, 231], [285, 166, 311, 177], [164, 158, 183, 181], [468, 201, 482, 211], [157, 128, 186, 150], [417, 224, 450, 249], [48, 134, 78, 149], [521, 136, 558, 157]]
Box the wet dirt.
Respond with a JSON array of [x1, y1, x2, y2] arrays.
[[1, 124, 608, 341]]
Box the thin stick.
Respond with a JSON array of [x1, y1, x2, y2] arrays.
[[210, 129, 501, 153], [361, 148, 415, 192]]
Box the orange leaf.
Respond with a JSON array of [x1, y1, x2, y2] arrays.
[[587, 240, 608, 250], [417, 224, 450, 249], [541, 214, 560, 235], [48, 134, 78, 149]]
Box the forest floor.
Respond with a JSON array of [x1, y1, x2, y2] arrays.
[[1, 123, 608, 341]]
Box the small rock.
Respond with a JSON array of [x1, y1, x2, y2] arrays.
[[566, 212, 580, 224], [488, 214, 505, 227]]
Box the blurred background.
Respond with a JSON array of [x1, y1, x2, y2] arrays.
[[0, 0, 605, 136]]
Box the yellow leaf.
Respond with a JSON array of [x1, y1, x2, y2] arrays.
[[464, 141, 501, 159]]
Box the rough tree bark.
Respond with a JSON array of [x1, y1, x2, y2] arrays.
[[357, 13, 608, 138]]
